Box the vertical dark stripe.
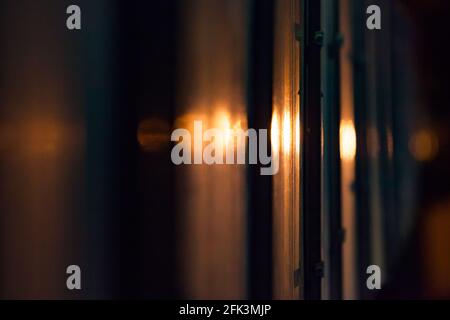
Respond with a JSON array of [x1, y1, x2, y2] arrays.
[[351, 0, 371, 300], [323, 0, 343, 300], [246, 0, 274, 300], [301, 0, 322, 300]]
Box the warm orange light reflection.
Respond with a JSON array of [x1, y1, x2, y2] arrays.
[[0, 119, 67, 156], [174, 110, 246, 158], [214, 111, 232, 147], [295, 111, 300, 154], [282, 110, 291, 154], [271, 111, 280, 155], [340, 120, 357, 161], [409, 129, 439, 162]]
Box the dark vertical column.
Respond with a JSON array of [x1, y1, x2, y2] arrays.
[[82, 0, 178, 298], [300, 0, 322, 300], [377, 0, 398, 273], [351, 0, 371, 300], [113, 0, 178, 298], [322, 0, 343, 300], [246, 0, 274, 300], [82, 0, 118, 298]]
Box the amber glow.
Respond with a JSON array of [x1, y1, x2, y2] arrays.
[[340, 120, 357, 161], [409, 129, 439, 162], [174, 110, 246, 153], [282, 110, 291, 154], [0, 118, 68, 156], [295, 111, 300, 154], [271, 111, 280, 155], [214, 111, 232, 147], [213, 110, 247, 151]]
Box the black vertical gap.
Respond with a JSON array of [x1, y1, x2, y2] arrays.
[[380, 1, 398, 275], [325, 0, 343, 300], [114, 0, 139, 298], [351, 0, 371, 300], [113, 0, 178, 298], [246, 0, 274, 300], [300, 0, 322, 300], [83, 0, 119, 298], [0, 1, 5, 298]]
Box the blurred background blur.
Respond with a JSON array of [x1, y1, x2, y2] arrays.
[[0, 0, 449, 300]]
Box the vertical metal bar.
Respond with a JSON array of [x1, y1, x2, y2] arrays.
[[300, 0, 322, 300], [351, 0, 371, 299], [83, 0, 117, 298], [322, 0, 343, 300], [246, 0, 274, 300]]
